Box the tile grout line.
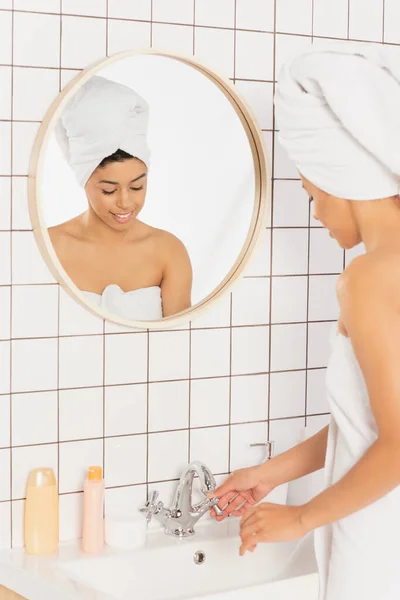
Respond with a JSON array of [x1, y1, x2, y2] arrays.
[[145, 328, 150, 501], [267, 0, 278, 445], [9, 0, 14, 548]]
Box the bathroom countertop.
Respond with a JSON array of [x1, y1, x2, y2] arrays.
[[0, 586, 26, 600]]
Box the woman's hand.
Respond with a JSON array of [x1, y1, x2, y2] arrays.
[[239, 503, 309, 556], [208, 466, 276, 521]]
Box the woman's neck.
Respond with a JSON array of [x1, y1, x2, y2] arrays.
[[82, 208, 138, 242], [353, 196, 400, 253]]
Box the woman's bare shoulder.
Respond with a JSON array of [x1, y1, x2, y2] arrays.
[[48, 216, 85, 246], [337, 249, 400, 300]]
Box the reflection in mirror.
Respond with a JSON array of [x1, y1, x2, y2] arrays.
[[36, 54, 265, 325]]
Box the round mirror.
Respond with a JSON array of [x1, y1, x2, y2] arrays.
[[29, 51, 269, 329]]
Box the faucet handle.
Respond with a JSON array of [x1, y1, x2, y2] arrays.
[[140, 490, 164, 522], [149, 490, 159, 504]]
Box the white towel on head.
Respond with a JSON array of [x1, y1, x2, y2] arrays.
[[55, 75, 151, 187], [274, 44, 400, 200]]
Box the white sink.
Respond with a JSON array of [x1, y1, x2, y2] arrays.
[[0, 520, 319, 600]]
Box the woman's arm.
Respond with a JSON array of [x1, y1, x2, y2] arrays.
[[239, 255, 400, 553], [300, 255, 400, 530], [262, 425, 329, 486], [160, 234, 192, 317]]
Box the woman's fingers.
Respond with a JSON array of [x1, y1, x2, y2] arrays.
[[240, 533, 261, 556], [240, 505, 257, 525]]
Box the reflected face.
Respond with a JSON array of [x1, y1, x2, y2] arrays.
[[300, 175, 361, 250], [85, 158, 148, 230]]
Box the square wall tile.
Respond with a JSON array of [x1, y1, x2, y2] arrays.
[[149, 331, 189, 382], [0, 178, 11, 231], [61, 16, 106, 69], [12, 391, 57, 446], [0, 503, 11, 550], [195, 27, 235, 79], [59, 439, 103, 494], [0, 0, 11, 7], [0, 395, 10, 448], [59, 335, 103, 389], [105, 484, 147, 519], [0, 286, 11, 340], [231, 374, 269, 423], [231, 326, 269, 375], [59, 493, 83, 543], [269, 370, 305, 419], [0, 12, 13, 64], [11, 499, 24, 548], [313, 0, 348, 38], [272, 229, 308, 276], [195, 0, 234, 28], [0, 449, 10, 501], [307, 368, 329, 414], [245, 229, 271, 277], [276, 0, 313, 34], [349, 0, 383, 42], [12, 444, 57, 499], [148, 430, 189, 482], [308, 275, 340, 322], [236, 0, 274, 31], [309, 229, 344, 274], [11, 177, 30, 231], [149, 380, 189, 432], [105, 435, 147, 487], [0, 123, 11, 175], [108, 0, 151, 20], [59, 387, 103, 441], [230, 422, 269, 471], [275, 34, 312, 80], [105, 384, 147, 437], [307, 322, 333, 369], [273, 180, 309, 227], [60, 69, 81, 89], [153, 0, 194, 24], [269, 416, 305, 455], [12, 232, 55, 284], [235, 81, 273, 130], [232, 278, 270, 326], [13, 122, 40, 175], [190, 426, 229, 474], [191, 293, 231, 329], [385, 0, 400, 43], [13, 68, 60, 121], [190, 377, 230, 428], [273, 136, 298, 180], [63, 0, 107, 16], [14, 12, 60, 68], [271, 276, 308, 324], [59, 288, 103, 336], [270, 323, 306, 372], [105, 333, 147, 386], [0, 341, 10, 394], [12, 285, 58, 339], [0, 67, 11, 120], [14, 0, 60, 10], [306, 414, 330, 436], [107, 19, 151, 55], [152, 23, 194, 53], [191, 329, 230, 379], [12, 338, 58, 393], [235, 31, 274, 81]]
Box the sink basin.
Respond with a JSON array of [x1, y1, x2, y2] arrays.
[[0, 520, 319, 600]]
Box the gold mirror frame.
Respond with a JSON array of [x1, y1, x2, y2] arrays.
[[28, 49, 271, 330]]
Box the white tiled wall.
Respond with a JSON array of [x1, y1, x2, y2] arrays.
[[0, 0, 393, 549]]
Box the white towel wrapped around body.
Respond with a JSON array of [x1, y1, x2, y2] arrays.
[[55, 75, 151, 187], [274, 44, 400, 200]]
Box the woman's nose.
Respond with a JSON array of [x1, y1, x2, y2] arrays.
[[115, 190, 130, 209]]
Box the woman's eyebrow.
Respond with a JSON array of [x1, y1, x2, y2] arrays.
[[130, 173, 147, 183], [98, 173, 146, 185]]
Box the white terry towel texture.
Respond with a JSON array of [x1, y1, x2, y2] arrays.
[[274, 44, 400, 200], [55, 75, 151, 187]]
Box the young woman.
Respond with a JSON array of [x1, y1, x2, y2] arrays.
[[49, 75, 192, 321], [209, 45, 400, 600]]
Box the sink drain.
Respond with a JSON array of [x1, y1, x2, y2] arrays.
[[194, 550, 206, 565]]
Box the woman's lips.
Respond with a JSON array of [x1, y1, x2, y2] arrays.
[[111, 211, 134, 224]]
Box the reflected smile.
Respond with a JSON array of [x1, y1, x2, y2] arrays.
[[110, 211, 134, 224]]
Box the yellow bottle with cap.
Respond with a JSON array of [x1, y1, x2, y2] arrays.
[[24, 467, 59, 555], [82, 466, 104, 554]]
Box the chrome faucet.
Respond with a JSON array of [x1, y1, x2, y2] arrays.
[[140, 461, 220, 538]]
